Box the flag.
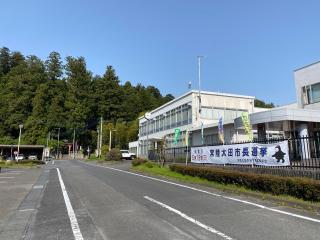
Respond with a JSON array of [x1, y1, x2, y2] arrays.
[[201, 122, 204, 145], [185, 130, 189, 147], [174, 128, 181, 145], [218, 116, 224, 144], [241, 112, 253, 141]]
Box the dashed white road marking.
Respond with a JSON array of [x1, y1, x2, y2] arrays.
[[2, 172, 21, 175], [80, 161, 320, 224], [19, 208, 35, 212], [52, 160, 55, 165], [144, 196, 235, 240], [33, 185, 43, 189], [0, 177, 15, 179], [56, 168, 84, 240]]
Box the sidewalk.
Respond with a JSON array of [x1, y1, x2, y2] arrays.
[[0, 168, 42, 233]]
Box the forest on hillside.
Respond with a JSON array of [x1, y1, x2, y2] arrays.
[[0, 47, 174, 151]]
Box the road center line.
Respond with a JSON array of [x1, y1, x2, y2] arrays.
[[80, 161, 320, 224], [144, 196, 235, 240], [56, 168, 84, 240]]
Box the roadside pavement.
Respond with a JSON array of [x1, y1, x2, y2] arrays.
[[0, 167, 42, 239]]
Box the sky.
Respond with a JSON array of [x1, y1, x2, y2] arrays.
[[1, 0, 320, 106]]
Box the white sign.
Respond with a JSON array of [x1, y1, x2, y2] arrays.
[[191, 141, 290, 166]]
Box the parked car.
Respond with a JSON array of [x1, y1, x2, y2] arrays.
[[44, 156, 53, 162], [6, 156, 14, 161], [16, 154, 25, 161], [120, 150, 136, 160], [28, 155, 38, 160]]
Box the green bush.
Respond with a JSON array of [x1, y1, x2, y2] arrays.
[[169, 164, 320, 202], [132, 158, 147, 166], [144, 161, 154, 168], [105, 148, 122, 161], [19, 160, 45, 165]]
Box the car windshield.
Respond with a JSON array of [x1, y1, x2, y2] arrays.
[[121, 150, 129, 153]]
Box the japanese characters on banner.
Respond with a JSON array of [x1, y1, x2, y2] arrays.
[[191, 141, 290, 166]]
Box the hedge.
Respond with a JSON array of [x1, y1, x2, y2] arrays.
[[169, 164, 320, 202], [132, 158, 147, 166]]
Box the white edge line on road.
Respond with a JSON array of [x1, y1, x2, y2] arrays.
[[144, 196, 235, 240], [80, 161, 320, 224], [56, 168, 84, 240]]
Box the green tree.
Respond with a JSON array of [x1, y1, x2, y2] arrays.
[[94, 66, 122, 122], [254, 99, 275, 108], [0, 47, 11, 75], [65, 56, 92, 130]]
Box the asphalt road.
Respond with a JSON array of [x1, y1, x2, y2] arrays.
[[6, 160, 320, 240]]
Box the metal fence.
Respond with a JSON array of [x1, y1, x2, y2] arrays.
[[149, 136, 320, 170]]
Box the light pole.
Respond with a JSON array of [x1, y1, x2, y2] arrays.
[[144, 113, 151, 159], [17, 124, 23, 160], [197, 56, 203, 121], [109, 129, 116, 151], [55, 128, 60, 159]]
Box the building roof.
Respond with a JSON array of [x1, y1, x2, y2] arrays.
[[234, 107, 320, 128], [139, 90, 255, 120], [294, 60, 320, 72]]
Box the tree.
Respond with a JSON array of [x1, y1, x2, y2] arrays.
[[45, 51, 63, 81], [94, 66, 122, 122], [0, 46, 173, 149], [0, 47, 11, 75], [10, 51, 25, 69], [65, 56, 92, 130], [254, 99, 275, 108]]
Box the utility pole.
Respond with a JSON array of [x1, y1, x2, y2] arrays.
[[17, 124, 23, 159], [99, 116, 103, 158], [73, 128, 76, 159], [109, 129, 116, 151], [109, 129, 112, 151], [97, 128, 100, 157], [55, 128, 60, 159]]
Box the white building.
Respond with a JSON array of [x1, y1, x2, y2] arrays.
[[135, 90, 262, 159], [235, 61, 320, 140], [130, 61, 320, 160]]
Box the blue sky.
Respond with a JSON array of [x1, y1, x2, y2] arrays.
[[1, 0, 320, 105]]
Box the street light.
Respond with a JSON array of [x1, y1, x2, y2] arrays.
[[144, 113, 151, 159], [109, 129, 116, 151], [17, 124, 23, 161]]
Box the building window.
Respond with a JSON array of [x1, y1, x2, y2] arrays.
[[302, 83, 320, 105]]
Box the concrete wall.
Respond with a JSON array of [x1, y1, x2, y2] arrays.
[[192, 92, 255, 127], [294, 61, 320, 109], [191, 124, 248, 146]]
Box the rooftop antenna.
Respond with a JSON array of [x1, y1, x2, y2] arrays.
[[197, 56, 204, 115], [188, 81, 192, 90]]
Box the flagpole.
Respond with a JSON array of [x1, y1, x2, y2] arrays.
[[185, 144, 188, 166], [185, 130, 189, 166]]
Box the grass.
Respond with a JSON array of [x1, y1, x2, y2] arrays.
[[132, 162, 320, 212], [0, 162, 37, 169]]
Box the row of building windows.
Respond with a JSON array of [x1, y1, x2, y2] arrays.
[[139, 130, 190, 156], [200, 107, 248, 121], [139, 104, 192, 136]]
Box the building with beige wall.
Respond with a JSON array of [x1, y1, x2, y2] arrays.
[[136, 90, 258, 159]]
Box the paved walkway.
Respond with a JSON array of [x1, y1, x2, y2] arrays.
[[0, 168, 42, 238]]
